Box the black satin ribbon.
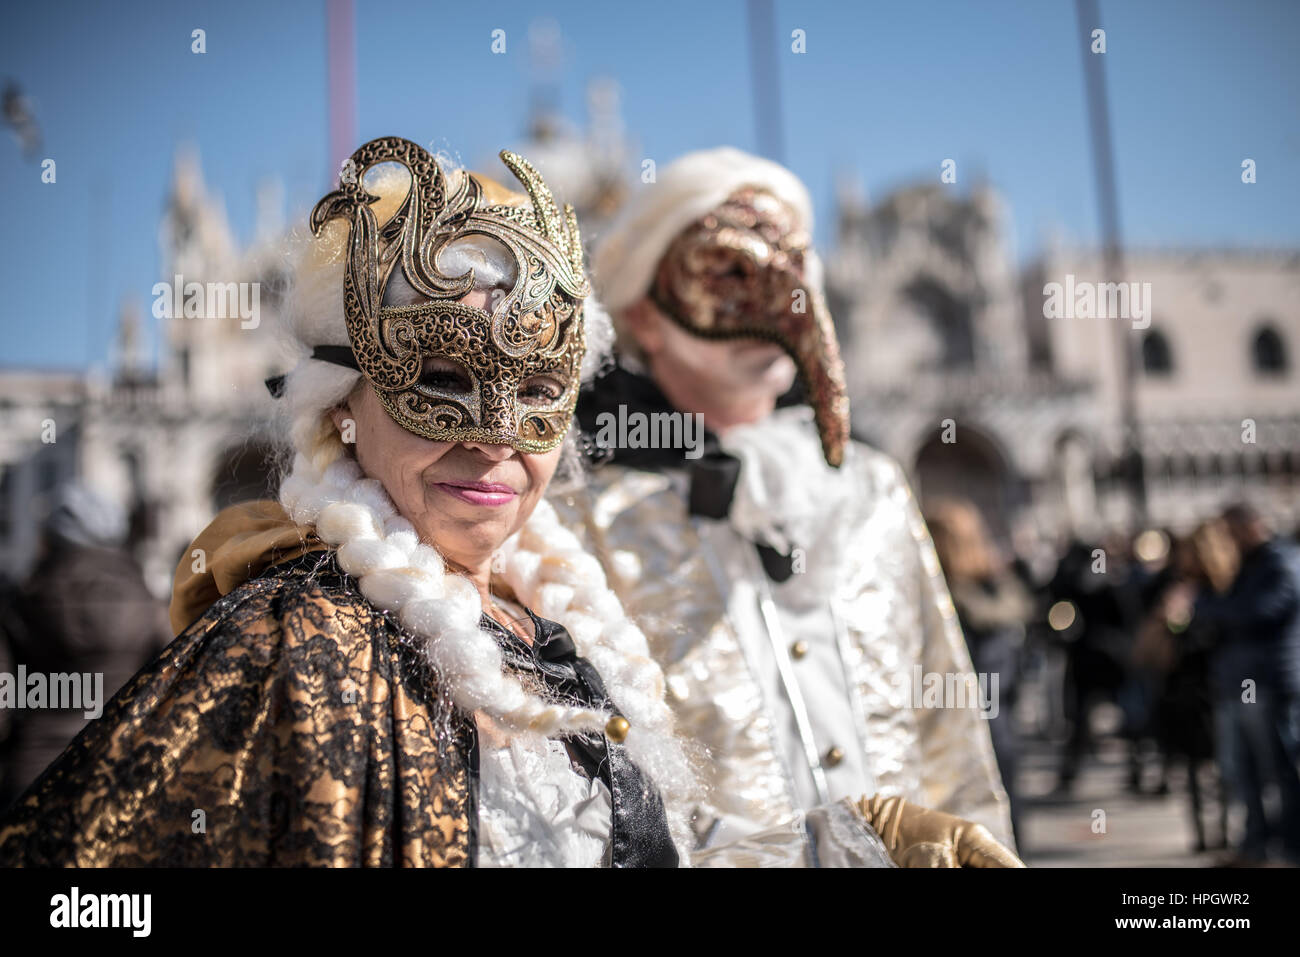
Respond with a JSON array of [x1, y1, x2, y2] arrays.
[[529, 611, 580, 662], [264, 345, 361, 397]]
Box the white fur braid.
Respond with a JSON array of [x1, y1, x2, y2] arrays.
[[277, 451, 697, 849]]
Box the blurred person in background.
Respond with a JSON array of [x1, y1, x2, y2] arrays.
[[1122, 530, 1184, 796], [1176, 503, 1300, 865], [1006, 522, 1063, 742], [926, 498, 1033, 847], [0, 482, 170, 808], [1133, 520, 1236, 852], [1049, 535, 1141, 793], [1115, 531, 1169, 794]]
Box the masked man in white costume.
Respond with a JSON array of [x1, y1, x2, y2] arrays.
[[552, 148, 1017, 860]]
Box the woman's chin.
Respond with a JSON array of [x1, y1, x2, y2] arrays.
[[419, 493, 522, 557]]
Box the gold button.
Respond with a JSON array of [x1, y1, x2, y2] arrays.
[[605, 716, 630, 743], [791, 640, 809, 660], [824, 746, 844, 767]]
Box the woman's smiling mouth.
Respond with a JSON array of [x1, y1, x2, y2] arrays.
[[432, 480, 519, 507]]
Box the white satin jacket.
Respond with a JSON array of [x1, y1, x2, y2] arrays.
[[552, 407, 1015, 853]]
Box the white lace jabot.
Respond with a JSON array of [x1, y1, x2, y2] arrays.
[[475, 712, 612, 868]]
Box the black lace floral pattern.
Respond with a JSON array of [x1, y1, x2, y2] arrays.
[[0, 555, 474, 867]]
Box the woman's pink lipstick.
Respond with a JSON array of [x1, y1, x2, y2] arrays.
[[433, 480, 518, 507]]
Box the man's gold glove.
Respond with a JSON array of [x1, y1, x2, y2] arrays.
[[855, 794, 1026, 868]]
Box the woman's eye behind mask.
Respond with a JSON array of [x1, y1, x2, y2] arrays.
[[518, 373, 565, 407], [419, 356, 475, 395]]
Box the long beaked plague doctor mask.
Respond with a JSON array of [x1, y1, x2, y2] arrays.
[[649, 186, 850, 467]]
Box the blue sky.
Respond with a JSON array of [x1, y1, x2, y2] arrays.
[[2, 0, 1297, 370]]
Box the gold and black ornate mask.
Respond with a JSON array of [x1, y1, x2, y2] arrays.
[[649, 187, 850, 468], [308, 136, 590, 452]]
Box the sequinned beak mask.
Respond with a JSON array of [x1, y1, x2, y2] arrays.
[[649, 187, 850, 468], [309, 136, 590, 453]]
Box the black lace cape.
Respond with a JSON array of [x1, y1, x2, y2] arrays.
[[0, 552, 677, 867]]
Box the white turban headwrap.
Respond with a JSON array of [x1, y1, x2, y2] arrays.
[[591, 147, 816, 318]]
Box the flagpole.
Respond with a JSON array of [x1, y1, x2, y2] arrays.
[[746, 0, 786, 163], [1075, 0, 1147, 530]]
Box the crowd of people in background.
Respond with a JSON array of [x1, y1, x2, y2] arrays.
[[929, 496, 1300, 866], [2, 478, 1299, 866]]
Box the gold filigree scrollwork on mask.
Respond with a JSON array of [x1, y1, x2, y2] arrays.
[[310, 136, 590, 452], [650, 187, 850, 468]]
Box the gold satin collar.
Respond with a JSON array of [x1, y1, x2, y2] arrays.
[[169, 500, 327, 635]]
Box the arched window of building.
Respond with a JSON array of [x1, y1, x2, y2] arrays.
[[1142, 330, 1174, 375], [1252, 325, 1288, 375]]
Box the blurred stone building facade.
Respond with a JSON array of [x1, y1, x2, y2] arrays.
[[826, 180, 1300, 550], [0, 148, 288, 595], [1024, 246, 1300, 536], [1, 121, 1297, 598]]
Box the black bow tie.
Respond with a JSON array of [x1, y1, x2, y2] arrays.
[[686, 448, 740, 520], [688, 457, 796, 581]]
